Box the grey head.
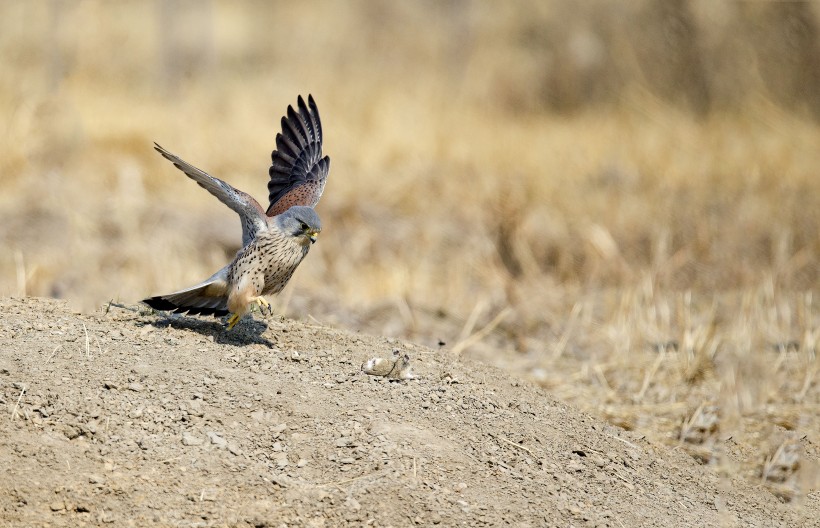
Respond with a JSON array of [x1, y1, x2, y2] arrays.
[[275, 205, 322, 244]]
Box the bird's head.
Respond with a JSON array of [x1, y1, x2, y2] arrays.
[[277, 206, 322, 246]]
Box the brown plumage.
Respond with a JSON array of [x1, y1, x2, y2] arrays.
[[143, 95, 329, 329]]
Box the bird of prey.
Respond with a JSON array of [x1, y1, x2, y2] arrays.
[[143, 94, 330, 330]]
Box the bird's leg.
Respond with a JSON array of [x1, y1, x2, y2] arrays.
[[253, 296, 272, 315], [226, 313, 242, 330]]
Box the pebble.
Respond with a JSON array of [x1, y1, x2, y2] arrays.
[[567, 460, 585, 472], [61, 424, 80, 440], [272, 423, 288, 434], [182, 433, 204, 446], [274, 453, 289, 468], [208, 432, 228, 448], [127, 382, 144, 392]]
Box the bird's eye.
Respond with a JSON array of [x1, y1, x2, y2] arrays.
[[300, 222, 308, 230]]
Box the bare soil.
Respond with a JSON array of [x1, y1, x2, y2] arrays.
[[0, 297, 813, 527]]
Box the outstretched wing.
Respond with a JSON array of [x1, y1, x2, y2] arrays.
[[154, 143, 267, 247], [266, 94, 330, 216]]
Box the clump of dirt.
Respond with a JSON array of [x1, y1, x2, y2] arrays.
[[0, 297, 813, 526]]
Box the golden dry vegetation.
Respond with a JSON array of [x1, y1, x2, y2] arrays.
[[1, 1, 818, 502]]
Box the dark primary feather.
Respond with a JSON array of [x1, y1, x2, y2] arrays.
[[267, 94, 330, 216]]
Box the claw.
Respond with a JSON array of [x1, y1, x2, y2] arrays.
[[226, 313, 241, 330], [254, 296, 272, 315]]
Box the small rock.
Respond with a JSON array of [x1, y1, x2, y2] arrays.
[[207, 432, 227, 448], [227, 444, 242, 456], [335, 437, 354, 448], [272, 423, 288, 434], [340, 457, 355, 465], [182, 433, 204, 446], [297, 458, 308, 468], [567, 460, 585, 472], [50, 501, 65, 511], [187, 400, 204, 417], [129, 408, 143, 419], [274, 452, 289, 468], [127, 382, 144, 392], [61, 424, 80, 440]]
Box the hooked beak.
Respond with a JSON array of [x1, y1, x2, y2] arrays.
[[308, 231, 319, 244]]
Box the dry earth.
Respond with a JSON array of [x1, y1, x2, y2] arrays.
[[0, 297, 815, 527]]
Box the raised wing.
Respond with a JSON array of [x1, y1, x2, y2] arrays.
[[266, 94, 330, 216], [154, 143, 267, 247]]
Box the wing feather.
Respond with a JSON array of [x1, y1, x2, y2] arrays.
[[154, 143, 267, 246], [266, 94, 330, 216]]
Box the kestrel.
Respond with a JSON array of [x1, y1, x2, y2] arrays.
[[143, 94, 329, 330]]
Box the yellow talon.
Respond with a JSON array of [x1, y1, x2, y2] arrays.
[[226, 313, 241, 330], [254, 296, 272, 315]]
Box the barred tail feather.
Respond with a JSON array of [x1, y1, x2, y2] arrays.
[[142, 268, 230, 317]]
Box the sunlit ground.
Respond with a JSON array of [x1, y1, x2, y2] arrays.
[[1, 1, 818, 500]]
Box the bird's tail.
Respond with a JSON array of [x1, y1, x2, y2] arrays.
[[142, 267, 230, 317]]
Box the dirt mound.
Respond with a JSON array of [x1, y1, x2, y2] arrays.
[[0, 297, 810, 526]]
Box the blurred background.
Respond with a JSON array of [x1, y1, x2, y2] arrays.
[[1, 0, 818, 496]]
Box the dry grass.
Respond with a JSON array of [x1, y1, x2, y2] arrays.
[[0, 1, 818, 499]]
